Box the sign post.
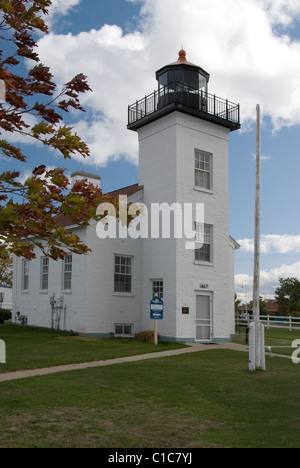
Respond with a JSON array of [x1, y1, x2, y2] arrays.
[[150, 296, 163, 345]]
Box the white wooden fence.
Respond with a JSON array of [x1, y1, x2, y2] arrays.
[[236, 314, 300, 331]]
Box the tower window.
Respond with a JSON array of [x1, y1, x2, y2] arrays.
[[195, 150, 212, 190], [195, 224, 213, 263]]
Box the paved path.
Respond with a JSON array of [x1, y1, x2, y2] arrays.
[[0, 342, 289, 383]]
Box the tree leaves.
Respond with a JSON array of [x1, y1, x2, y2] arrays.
[[0, 245, 12, 287], [275, 277, 300, 316], [0, 1, 111, 260]]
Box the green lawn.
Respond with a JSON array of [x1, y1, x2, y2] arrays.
[[0, 324, 299, 448], [0, 323, 186, 373], [234, 326, 299, 357], [0, 350, 299, 448]]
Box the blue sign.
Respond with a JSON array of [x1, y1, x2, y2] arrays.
[[150, 297, 164, 320]]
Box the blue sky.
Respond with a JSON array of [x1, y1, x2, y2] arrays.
[[2, 0, 300, 301]]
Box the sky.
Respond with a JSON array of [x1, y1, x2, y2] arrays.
[[2, 0, 300, 301]]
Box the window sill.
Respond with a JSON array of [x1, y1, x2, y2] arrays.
[[113, 292, 135, 297], [62, 290, 72, 294], [21, 290, 29, 294], [39, 290, 48, 294], [194, 186, 214, 195], [193, 261, 214, 267]]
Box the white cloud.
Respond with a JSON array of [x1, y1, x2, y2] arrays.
[[17, 165, 59, 185], [44, 0, 83, 28], [0, 112, 43, 153], [235, 260, 300, 300], [73, 116, 138, 166], [238, 234, 300, 254], [35, 0, 300, 166], [37, 25, 146, 166], [259, 0, 300, 27], [17, 169, 33, 186]]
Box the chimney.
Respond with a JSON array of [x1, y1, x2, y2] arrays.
[[71, 171, 101, 189]]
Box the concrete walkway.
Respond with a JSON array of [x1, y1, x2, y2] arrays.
[[0, 342, 288, 383]]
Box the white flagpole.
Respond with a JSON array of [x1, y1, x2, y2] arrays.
[[253, 104, 261, 326], [249, 104, 266, 371]]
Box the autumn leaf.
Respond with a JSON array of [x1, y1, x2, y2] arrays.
[[0, 0, 116, 260]]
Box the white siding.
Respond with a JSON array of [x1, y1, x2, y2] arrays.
[[84, 218, 142, 337], [137, 112, 235, 341], [12, 226, 88, 332]]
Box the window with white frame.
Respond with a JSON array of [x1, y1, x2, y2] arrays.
[[152, 279, 164, 298], [63, 254, 72, 290], [114, 324, 133, 337], [40, 257, 49, 291], [21, 259, 29, 291], [114, 255, 132, 293], [195, 224, 213, 263], [195, 150, 212, 190]]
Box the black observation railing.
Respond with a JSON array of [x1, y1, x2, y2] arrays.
[[128, 82, 240, 128]]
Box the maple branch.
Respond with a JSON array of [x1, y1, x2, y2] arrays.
[[0, 1, 105, 259]]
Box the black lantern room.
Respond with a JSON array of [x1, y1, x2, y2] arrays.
[[127, 50, 240, 132], [156, 49, 210, 94]]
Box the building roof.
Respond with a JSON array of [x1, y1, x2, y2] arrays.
[[265, 299, 279, 312], [229, 236, 240, 250], [54, 213, 75, 228], [167, 49, 199, 67], [106, 183, 144, 199], [55, 183, 143, 227], [155, 49, 210, 82], [71, 171, 101, 180]]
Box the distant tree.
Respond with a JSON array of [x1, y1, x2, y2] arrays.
[[275, 277, 300, 316], [249, 296, 267, 315], [0, 245, 12, 286], [234, 293, 241, 313], [0, 0, 111, 261]]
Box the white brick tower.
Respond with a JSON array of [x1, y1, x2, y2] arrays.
[[128, 50, 240, 342]]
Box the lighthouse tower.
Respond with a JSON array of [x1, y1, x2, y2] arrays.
[[128, 50, 240, 342]]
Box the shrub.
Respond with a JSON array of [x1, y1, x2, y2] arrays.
[[0, 308, 12, 324], [291, 310, 300, 318], [134, 331, 157, 344]]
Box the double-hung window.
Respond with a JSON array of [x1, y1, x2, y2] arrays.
[[40, 257, 49, 291], [114, 255, 132, 293], [63, 254, 72, 290], [195, 150, 212, 190], [21, 259, 29, 291], [195, 224, 213, 263]]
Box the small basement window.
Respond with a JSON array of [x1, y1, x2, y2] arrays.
[[114, 324, 133, 338]]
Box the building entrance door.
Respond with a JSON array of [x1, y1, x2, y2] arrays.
[[196, 294, 212, 342]]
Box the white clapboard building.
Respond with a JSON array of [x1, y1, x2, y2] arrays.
[[12, 50, 240, 342]]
